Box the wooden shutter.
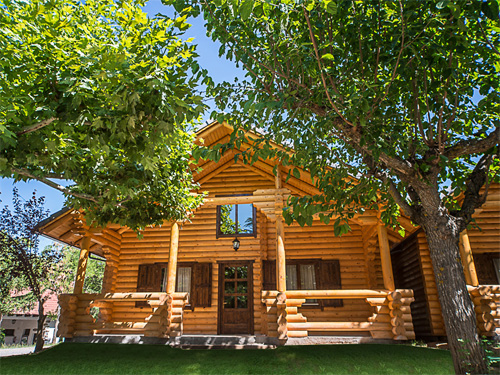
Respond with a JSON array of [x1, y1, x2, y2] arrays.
[[262, 260, 276, 290], [475, 254, 499, 284], [318, 260, 343, 307], [136, 263, 162, 292], [191, 263, 212, 307]]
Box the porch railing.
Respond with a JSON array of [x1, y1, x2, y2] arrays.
[[468, 285, 500, 337], [58, 292, 189, 339], [261, 289, 415, 341]]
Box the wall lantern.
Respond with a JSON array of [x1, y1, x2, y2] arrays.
[[232, 237, 240, 251]]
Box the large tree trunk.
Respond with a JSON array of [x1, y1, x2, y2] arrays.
[[34, 300, 46, 354], [422, 218, 487, 374]]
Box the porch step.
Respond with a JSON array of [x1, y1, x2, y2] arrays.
[[172, 335, 277, 349]]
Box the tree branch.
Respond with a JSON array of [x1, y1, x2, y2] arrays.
[[444, 126, 500, 159], [453, 153, 495, 231], [16, 118, 58, 136], [303, 7, 350, 125], [11, 167, 99, 203]]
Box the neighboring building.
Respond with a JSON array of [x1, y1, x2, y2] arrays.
[[35, 121, 499, 343], [1, 293, 59, 346]]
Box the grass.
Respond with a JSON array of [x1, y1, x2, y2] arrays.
[[1, 342, 454, 375]]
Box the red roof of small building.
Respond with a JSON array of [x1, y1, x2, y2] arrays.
[[10, 291, 59, 315]]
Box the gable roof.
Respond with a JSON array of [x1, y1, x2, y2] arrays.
[[36, 121, 419, 248]]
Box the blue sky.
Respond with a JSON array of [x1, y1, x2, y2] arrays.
[[0, 0, 243, 242]]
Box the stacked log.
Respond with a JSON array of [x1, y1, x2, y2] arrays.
[[276, 292, 288, 344], [367, 289, 415, 340], [57, 294, 78, 338], [468, 286, 499, 337], [285, 302, 308, 338], [387, 290, 415, 340], [145, 294, 170, 337], [167, 292, 188, 338], [262, 292, 289, 341]]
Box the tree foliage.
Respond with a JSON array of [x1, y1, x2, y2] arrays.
[[0, 0, 208, 230], [0, 188, 58, 352], [52, 244, 105, 295], [169, 0, 499, 373]]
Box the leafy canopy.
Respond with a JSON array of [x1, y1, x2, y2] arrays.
[[0, 0, 209, 230], [0, 188, 56, 315], [173, 0, 499, 234]]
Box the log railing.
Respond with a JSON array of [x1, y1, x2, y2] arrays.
[[57, 292, 189, 339], [468, 285, 500, 337], [262, 289, 415, 341]]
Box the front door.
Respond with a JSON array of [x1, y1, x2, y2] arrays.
[[218, 261, 254, 334]]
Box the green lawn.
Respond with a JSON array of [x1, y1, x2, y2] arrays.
[[1, 342, 454, 375]]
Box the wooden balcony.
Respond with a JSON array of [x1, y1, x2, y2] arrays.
[[58, 292, 189, 339], [261, 289, 416, 341]]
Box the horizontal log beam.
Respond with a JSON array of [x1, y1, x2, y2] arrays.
[[262, 289, 390, 299]]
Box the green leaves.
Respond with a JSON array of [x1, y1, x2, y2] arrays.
[[239, 0, 254, 21], [0, 0, 207, 230]]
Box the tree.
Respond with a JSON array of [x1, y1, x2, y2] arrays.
[[52, 244, 105, 295], [171, 1, 499, 373], [0, 0, 207, 230], [0, 188, 59, 353]]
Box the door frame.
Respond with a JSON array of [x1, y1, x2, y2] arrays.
[[217, 260, 254, 335]]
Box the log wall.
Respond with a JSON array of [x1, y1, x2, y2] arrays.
[[264, 219, 376, 331], [111, 163, 377, 335]]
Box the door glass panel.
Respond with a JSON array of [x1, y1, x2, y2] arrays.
[[237, 296, 248, 308], [225, 281, 235, 294], [224, 296, 235, 308], [237, 281, 247, 293], [225, 267, 235, 279], [237, 266, 247, 279], [220, 205, 236, 235], [238, 204, 254, 234]]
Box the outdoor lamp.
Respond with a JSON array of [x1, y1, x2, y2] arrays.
[[233, 237, 240, 251]]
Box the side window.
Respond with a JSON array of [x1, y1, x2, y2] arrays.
[[286, 262, 318, 304], [176, 267, 192, 293], [159, 265, 192, 293], [263, 259, 343, 307], [217, 202, 256, 237], [158, 263, 212, 308]]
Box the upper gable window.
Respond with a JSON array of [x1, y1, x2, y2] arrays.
[[216, 202, 256, 238]]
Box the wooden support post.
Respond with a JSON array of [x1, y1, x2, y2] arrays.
[[73, 234, 91, 294], [276, 216, 286, 293], [275, 164, 286, 292], [377, 224, 395, 291], [166, 222, 179, 294], [459, 230, 479, 286]]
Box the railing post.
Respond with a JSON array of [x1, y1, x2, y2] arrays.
[[377, 224, 395, 291], [166, 222, 179, 294], [74, 234, 92, 294], [459, 231, 479, 286]]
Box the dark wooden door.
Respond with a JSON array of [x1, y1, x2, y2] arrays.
[[218, 262, 254, 334], [391, 231, 434, 339]]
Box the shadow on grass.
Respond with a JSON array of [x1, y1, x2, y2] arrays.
[[1, 342, 454, 375]]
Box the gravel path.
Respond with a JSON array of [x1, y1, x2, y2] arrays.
[[0, 347, 34, 357]]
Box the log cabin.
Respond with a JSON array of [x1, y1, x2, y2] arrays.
[[37, 121, 499, 344]]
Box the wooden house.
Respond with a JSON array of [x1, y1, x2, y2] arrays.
[[37, 121, 499, 343]]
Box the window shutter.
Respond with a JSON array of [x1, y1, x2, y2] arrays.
[[262, 260, 276, 290], [137, 264, 162, 292], [191, 263, 212, 307], [474, 254, 498, 284], [318, 260, 343, 307]]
